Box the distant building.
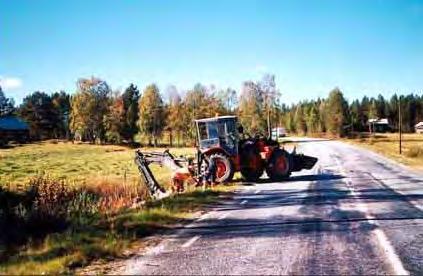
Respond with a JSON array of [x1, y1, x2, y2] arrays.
[[415, 122, 423, 134], [271, 127, 287, 140], [368, 118, 391, 133], [0, 116, 30, 144]]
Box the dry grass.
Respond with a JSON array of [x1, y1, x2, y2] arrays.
[[344, 133, 423, 169], [0, 175, 235, 274]]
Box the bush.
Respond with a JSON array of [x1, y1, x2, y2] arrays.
[[82, 178, 145, 215], [0, 175, 145, 252], [28, 176, 73, 219]]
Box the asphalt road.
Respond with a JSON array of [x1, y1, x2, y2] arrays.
[[119, 139, 423, 275]]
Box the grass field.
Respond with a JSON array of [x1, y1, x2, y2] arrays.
[[344, 133, 423, 169], [0, 141, 236, 274], [0, 141, 196, 188]]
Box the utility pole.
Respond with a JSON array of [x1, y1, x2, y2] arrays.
[[267, 108, 271, 139], [399, 95, 402, 155]]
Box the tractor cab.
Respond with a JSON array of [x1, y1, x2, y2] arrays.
[[195, 116, 239, 156]]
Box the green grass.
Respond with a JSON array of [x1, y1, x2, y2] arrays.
[[344, 133, 423, 169], [0, 141, 195, 188]]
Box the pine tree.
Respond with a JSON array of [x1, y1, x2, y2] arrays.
[[305, 104, 319, 134], [0, 86, 14, 116], [294, 104, 306, 135], [19, 91, 60, 139], [325, 87, 348, 136], [51, 91, 70, 139], [122, 84, 140, 143]]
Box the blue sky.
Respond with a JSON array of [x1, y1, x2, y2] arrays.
[[1, 0, 422, 104]]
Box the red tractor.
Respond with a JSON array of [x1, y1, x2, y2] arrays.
[[195, 115, 317, 183], [134, 115, 318, 198]]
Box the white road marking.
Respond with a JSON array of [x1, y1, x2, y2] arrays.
[[240, 199, 248, 205], [219, 212, 231, 220], [196, 215, 207, 222], [333, 157, 409, 275], [181, 235, 200, 248], [196, 211, 215, 222], [373, 227, 409, 275], [254, 189, 261, 194]]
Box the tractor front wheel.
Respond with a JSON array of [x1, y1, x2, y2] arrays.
[[266, 149, 292, 181], [207, 153, 234, 183]]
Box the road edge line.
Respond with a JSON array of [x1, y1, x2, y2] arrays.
[[333, 156, 409, 276]]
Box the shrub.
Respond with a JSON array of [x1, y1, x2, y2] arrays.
[[28, 176, 73, 219], [0, 175, 145, 250], [82, 178, 145, 215]]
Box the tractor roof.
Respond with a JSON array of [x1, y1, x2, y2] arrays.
[[195, 115, 237, 123]]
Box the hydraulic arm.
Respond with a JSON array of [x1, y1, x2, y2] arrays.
[[134, 150, 194, 198]]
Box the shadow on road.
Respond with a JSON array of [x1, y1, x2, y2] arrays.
[[240, 173, 345, 186], [172, 169, 423, 240]]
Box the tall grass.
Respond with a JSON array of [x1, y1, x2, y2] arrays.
[[0, 175, 145, 261], [0, 174, 230, 274]]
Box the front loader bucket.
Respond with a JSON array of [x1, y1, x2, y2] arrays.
[[291, 154, 318, 172]]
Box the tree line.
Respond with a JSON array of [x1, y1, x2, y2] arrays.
[[1, 75, 422, 146], [281, 89, 423, 136]]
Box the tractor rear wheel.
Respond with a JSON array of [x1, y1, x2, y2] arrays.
[[266, 149, 292, 181], [207, 153, 234, 183], [240, 144, 264, 182]]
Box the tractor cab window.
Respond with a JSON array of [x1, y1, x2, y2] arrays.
[[197, 121, 220, 149], [207, 122, 219, 139], [196, 118, 238, 154], [222, 120, 237, 153], [217, 122, 226, 138], [225, 120, 236, 137], [198, 122, 208, 140]]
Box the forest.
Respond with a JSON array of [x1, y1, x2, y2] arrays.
[[1, 74, 422, 146]]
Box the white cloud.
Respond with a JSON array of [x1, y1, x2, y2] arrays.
[[0, 76, 23, 90]]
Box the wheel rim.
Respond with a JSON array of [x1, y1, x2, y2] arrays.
[[216, 159, 227, 179]]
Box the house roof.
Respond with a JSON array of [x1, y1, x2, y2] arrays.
[[0, 116, 29, 130], [368, 118, 389, 124]]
